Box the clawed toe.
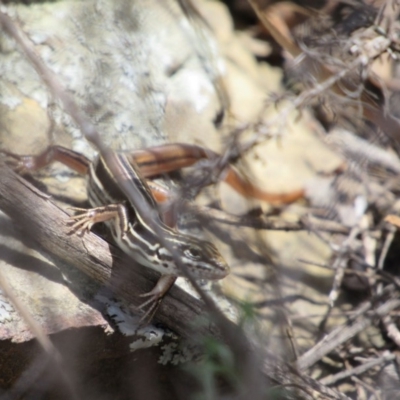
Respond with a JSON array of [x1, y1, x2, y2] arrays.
[[65, 208, 95, 235], [131, 295, 163, 326]]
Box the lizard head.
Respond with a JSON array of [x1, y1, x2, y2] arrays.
[[168, 237, 229, 280]]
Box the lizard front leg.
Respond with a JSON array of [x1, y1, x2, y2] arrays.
[[134, 274, 177, 324], [67, 204, 128, 236]]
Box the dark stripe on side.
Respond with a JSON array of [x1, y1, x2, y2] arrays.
[[87, 163, 121, 210], [94, 156, 128, 203], [115, 154, 158, 208]]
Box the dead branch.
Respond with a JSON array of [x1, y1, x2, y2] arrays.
[[320, 351, 396, 386], [263, 359, 353, 400], [296, 290, 400, 370]]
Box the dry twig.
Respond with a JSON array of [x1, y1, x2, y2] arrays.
[[297, 288, 400, 370]]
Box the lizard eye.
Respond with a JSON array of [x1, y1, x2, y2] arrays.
[[184, 247, 201, 260]]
